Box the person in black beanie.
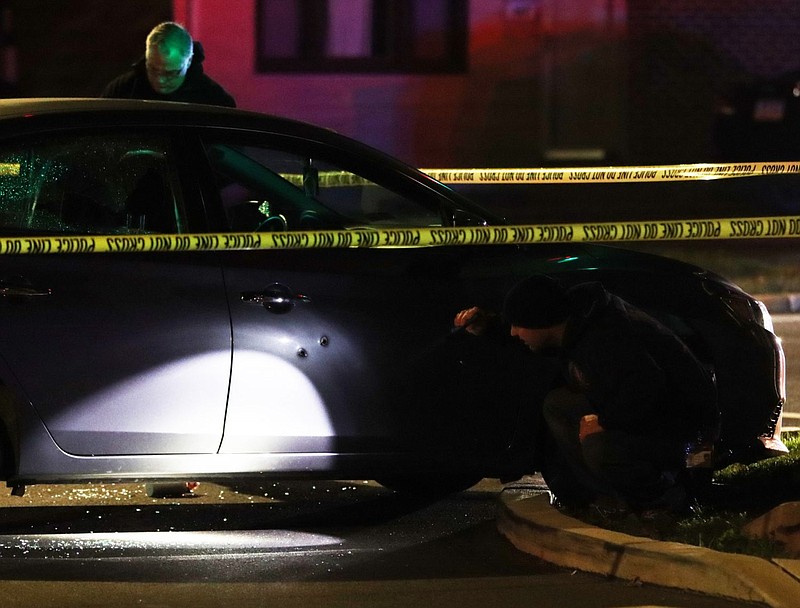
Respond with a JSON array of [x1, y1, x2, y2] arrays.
[[454, 274, 718, 519]]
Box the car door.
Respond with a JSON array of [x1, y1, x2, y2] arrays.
[[0, 131, 232, 455], [200, 136, 553, 463]]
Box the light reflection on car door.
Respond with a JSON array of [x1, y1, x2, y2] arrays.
[[0, 254, 232, 455], [218, 246, 530, 458]]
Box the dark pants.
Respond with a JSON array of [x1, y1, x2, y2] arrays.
[[542, 387, 685, 511]]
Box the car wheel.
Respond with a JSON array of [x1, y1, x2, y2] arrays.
[[376, 475, 482, 497]]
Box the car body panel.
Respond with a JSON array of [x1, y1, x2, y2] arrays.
[[0, 254, 231, 455]]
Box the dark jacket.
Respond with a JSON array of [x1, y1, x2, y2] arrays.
[[559, 282, 718, 442], [101, 42, 236, 107]]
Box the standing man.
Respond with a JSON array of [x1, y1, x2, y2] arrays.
[[102, 22, 233, 501], [455, 274, 718, 518], [102, 21, 235, 107]]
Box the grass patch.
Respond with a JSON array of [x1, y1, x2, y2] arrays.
[[595, 433, 800, 558], [716, 433, 800, 489], [658, 432, 799, 558], [671, 511, 782, 558]]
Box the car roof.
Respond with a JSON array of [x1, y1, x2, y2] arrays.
[[0, 97, 243, 117], [0, 97, 440, 186], [0, 98, 509, 222], [0, 97, 330, 133], [0, 98, 443, 175], [0, 97, 265, 116]]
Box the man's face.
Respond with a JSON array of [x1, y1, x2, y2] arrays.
[[146, 46, 190, 95], [510, 325, 554, 352]]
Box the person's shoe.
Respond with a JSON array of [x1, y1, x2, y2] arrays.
[[575, 494, 632, 526], [548, 489, 596, 509], [548, 491, 591, 517], [643, 484, 691, 516], [590, 494, 632, 519]]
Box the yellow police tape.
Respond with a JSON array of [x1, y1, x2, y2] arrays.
[[421, 161, 800, 184], [3, 216, 799, 255], [0, 163, 20, 176], [279, 161, 800, 188]]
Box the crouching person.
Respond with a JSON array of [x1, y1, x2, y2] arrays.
[[456, 274, 718, 519]]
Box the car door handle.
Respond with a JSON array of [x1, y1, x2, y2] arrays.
[[241, 283, 310, 314]]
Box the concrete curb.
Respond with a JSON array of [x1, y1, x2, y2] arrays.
[[497, 493, 800, 608]]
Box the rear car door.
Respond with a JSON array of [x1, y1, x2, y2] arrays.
[[0, 131, 231, 455]]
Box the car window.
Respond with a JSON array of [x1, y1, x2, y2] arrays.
[[0, 135, 185, 235], [203, 142, 442, 231]]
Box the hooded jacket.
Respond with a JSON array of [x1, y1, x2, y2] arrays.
[[101, 41, 235, 107], [559, 282, 718, 442]]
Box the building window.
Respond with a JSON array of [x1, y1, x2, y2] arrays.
[[256, 0, 467, 73]]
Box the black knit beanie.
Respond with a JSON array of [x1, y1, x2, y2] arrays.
[[503, 274, 569, 328]]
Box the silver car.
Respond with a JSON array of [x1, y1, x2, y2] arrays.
[[0, 99, 787, 496]]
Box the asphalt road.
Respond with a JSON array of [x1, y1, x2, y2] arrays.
[[0, 478, 765, 608]]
